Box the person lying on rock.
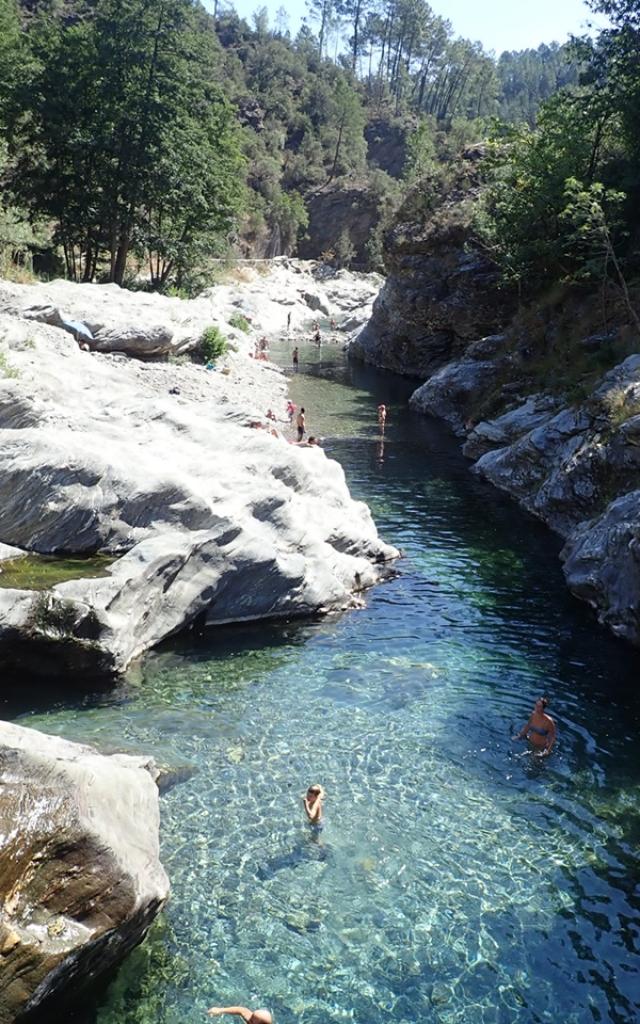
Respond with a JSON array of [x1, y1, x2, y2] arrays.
[[207, 1007, 272, 1024]]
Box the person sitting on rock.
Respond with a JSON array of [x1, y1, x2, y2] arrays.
[[207, 1006, 272, 1024]]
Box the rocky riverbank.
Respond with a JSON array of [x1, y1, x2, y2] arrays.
[[0, 720, 169, 1024], [0, 260, 396, 680], [349, 173, 640, 647]]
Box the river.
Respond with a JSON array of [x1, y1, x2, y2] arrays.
[[6, 340, 640, 1024]]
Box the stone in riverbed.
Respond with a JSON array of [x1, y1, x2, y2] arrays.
[[0, 720, 169, 1024]]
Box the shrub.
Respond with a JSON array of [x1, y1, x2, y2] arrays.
[[200, 325, 228, 362], [0, 351, 19, 378], [228, 312, 250, 333]]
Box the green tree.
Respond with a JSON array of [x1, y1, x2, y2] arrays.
[[11, 0, 244, 286]]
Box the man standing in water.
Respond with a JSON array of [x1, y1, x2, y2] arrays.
[[292, 346, 299, 371], [208, 1007, 272, 1024], [296, 407, 306, 441], [377, 403, 387, 430]]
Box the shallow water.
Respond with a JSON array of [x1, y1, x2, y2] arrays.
[[7, 341, 640, 1024]]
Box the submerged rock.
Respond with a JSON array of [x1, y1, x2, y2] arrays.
[[0, 720, 169, 1023]]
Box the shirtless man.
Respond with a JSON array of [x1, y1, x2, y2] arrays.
[[207, 1007, 272, 1024], [292, 347, 299, 371], [296, 407, 306, 441], [377, 403, 387, 430], [513, 696, 557, 757]]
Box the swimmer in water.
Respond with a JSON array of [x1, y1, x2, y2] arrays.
[[302, 783, 325, 826], [207, 1008, 272, 1024], [513, 696, 556, 757]]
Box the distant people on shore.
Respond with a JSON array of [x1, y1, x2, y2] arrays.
[[266, 409, 276, 422], [207, 1007, 272, 1024], [513, 696, 557, 757], [292, 347, 299, 371], [296, 407, 306, 441], [377, 403, 387, 430], [303, 784, 325, 826]]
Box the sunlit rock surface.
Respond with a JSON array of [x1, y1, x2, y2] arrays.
[[0, 720, 169, 1024], [0, 262, 395, 678]]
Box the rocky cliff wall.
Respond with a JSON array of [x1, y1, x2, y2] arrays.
[[349, 186, 640, 646]]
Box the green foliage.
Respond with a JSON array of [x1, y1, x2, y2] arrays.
[[476, 89, 627, 289], [0, 350, 19, 378], [334, 227, 356, 267], [0, 0, 620, 281], [8, 0, 245, 287], [404, 118, 436, 182], [228, 312, 251, 332], [200, 325, 228, 362], [496, 43, 579, 125]]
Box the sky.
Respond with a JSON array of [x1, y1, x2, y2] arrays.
[[225, 0, 601, 55]]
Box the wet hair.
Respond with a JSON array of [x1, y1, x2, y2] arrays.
[[307, 784, 324, 796], [539, 696, 549, 709]]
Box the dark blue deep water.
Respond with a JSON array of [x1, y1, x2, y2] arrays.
[[7, 341, 640, 1024]]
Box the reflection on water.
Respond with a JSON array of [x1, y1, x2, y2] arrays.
[[8, 341, 640, 1024]]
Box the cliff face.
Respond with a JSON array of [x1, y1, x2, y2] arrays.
[[349, 178, 640, 647], [297, 184, 382, 266], [350, 163, 517, 375]]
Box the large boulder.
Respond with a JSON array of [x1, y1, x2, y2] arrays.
[[408, 334, 513, 435], [0, 267, 396, 679], [349, 161, 517, 376], [0, 720, 169, 1024]]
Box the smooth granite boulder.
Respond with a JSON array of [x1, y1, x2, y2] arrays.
[[0, 720, 169, 1024], [0, 265, 395, 678]]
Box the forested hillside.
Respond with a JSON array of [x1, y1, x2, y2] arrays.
[[0, 0, 630, 293]]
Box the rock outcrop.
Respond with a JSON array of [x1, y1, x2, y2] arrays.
[[349, 165, 517, 377], [0, 720, 169, 1023], [297, 184, 382, 266], [350, 169, 640, 645], [0, 262, 396, 679]]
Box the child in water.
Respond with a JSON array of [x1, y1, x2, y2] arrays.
[[302, 784, 325, 827]]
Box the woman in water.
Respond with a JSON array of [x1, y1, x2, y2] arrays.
[[513, 696, 557, 757], [302, 784, 325, 826]]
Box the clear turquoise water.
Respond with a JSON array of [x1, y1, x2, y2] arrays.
[[7, 342, 640, 1024]]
